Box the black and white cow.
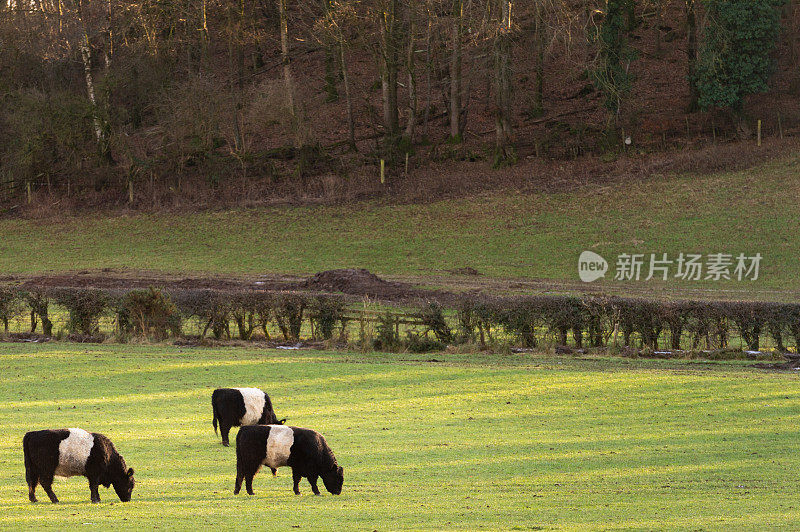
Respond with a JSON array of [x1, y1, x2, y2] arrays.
[[22, 428, 135, 503], [211, 387, 283, 446], [234, 424, 343, 496]]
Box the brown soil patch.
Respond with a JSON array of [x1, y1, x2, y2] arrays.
[[298, 268, 451, 302], [301, 268, 404, 297], [9, 271, 295, 292], [5, 267, 800, 304], [5, 268, 455, 304]]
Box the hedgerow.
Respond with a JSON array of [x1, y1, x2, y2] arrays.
[[1, 286, 799, 358]]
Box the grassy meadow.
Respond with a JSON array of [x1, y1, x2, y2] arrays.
[[0, 153, 799, 294], [2, 151, 800, 529], [0, 343, 798, 529]]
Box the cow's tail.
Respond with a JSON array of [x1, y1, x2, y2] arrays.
[[212, 400, 219, 435]]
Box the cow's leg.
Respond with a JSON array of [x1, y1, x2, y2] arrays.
[[307, 474, 320, 495], [39, 473, 58, 504], [25, 466, 38, 502], [292, 469, 302, 495], [88, 480, 101, 503], [220, 422, 232, 447], [245, 474, 255, 496]]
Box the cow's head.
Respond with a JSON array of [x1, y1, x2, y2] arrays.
[[112, 468, 136, 502], [322, 465, 344, 495]]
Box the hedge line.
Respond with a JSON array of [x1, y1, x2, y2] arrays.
[[0, 286, 798, 353], [461, 295, 799, 352]]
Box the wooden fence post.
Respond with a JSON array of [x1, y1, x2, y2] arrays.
[[757, 119, 762, 147]]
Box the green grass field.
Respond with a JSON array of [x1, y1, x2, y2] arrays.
[[1, 343, 799, 529], [1, 153, 799, 294], [2, 153, 800, 528]]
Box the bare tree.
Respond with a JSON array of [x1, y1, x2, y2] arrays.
[[378, 0, 401, 155], [228, 0, 246, 152], [320, 0, 339, 102], [686, 0, 699, 111], [493, 0, 514, 164], [532, 0, 545, 117], [279, 0, 295, 116], [404, 4, 418, 142], [450, 0, 463, 140], [78, 0, 112, 161], [314, 0, 358, 150]]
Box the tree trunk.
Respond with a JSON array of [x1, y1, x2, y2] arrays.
[[58, 0, 64, 33], [450, 0, 463, 140], [340, 42, 357, 151], [573, 327, 583, 348], [493, 0, 514, 165], [379, 0, 400, 156], [686, 0, 699, 111], [532, 0, 545, 117], [423, 13, 433, 138], [105, 0, 113, 70], [78, 0, 114, 162], [404, 10, 417, 142], [670, 323, 683, 349], [321, 0, 339, 102], [200, 0, 209, 63], [229, 0, 245, 152], [735, 110, 753, 140], [278, 0, 299, 147], [80, 28, 106, 151]]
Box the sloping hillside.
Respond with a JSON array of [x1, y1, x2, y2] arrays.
[[2, 149, 798, 298]]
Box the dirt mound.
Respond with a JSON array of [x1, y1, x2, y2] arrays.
[[300, 269, 409, 299]]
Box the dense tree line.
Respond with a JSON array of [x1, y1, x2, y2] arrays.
[[0, 0, 797, 208]]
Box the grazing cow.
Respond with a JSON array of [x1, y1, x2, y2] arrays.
[[22, 428, 135, 504], [212, 387, 283, 446], [234, 425, 343, 496]]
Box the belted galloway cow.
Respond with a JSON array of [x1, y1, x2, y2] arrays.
[[211, 387, 283, 446], [234, 424, 343, 495], [23, 428, 135, 503]]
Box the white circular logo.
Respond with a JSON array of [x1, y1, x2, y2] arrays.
[[578, 251, 608, 282]]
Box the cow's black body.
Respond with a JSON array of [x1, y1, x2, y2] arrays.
[[234, 425, 344, 495], [22, 429, 135, 503], [211, 388, 282, 446]]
